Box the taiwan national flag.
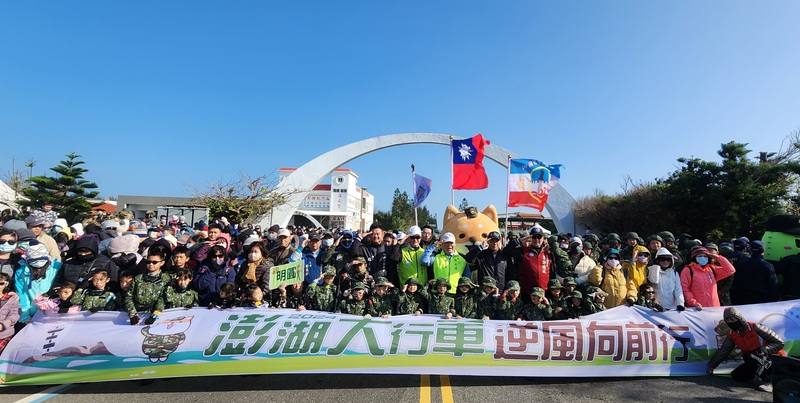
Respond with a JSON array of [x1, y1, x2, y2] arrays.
[[508, 159, 563, 211], [452, 134, 489, 190]]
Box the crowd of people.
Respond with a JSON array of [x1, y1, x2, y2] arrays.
[[0, 203, 792, 356]]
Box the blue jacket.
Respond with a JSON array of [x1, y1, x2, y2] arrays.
[[15, 260, 61, 322], [302, 248, 325, 284], [193, 263, 237, 306]]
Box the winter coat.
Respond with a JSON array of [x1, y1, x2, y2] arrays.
[[622, 245, 650, 290], [648, 264, 684, 310], [472, 249, 510, 292], [57, 237, 119, 287], [125, 272, 172, 316], [589, 264, 637, 309], [301, 248, 325, 284], [680, 263, 718, 308], [568, 253, 596, 285], [236, 259, 271, 293], [15, 260, 60, 322], [518, 246, 554, 295], [194, 262, 237, 306], [731, 255, 779, 305], [0, 292, 20, 339]]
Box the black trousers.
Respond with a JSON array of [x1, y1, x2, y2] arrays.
[[731, 354, 772, 383]]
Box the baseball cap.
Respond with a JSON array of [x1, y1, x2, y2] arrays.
[[407, 226, 422, 237], [278, 228, 291, 237], [441, 232, 456, 243]]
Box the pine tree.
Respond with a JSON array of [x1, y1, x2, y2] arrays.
[[19, 153, 100, 223]]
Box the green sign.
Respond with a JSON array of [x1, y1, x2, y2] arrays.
[[269, 260, 303, 289]]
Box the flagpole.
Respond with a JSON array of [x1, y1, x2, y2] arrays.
[[505, 155, 511, 236], [411, 164, 418, 227], [449, 136, 455, 206]]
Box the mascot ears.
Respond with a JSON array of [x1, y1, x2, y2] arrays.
[[481, 205, 498, 223], [443, 204, 499, 224]]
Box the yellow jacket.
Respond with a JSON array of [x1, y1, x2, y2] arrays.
[[589, 264, 637, 308]]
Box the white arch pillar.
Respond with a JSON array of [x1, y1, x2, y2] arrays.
[[258, 133, 579, 233]]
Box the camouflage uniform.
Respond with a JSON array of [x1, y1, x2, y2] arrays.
[[495, 280, 524, 320], [306, 283, 338, 312], [584, 287, 608, 314], [71, 287, 117, 312], [337, 282, 368, 315], [560, 291, 592, 319], [519, 288, 553, 321], [427, 278, 455, 315], [366, 277, 397, 316], [159, 286, 199, 310], [477, 277, 500, 319], [635, 296, 664, 312], [126, 272, 172, 317], [141, 327, 185, 363], [396, 278, 428, 314], [454, 277, 479, 319]]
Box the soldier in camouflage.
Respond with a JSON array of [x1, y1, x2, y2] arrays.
[[305, 266, 338, 312], [519, 287, 553, 321], [158, 269, 198, 310], [635, 284, 665, 312], [71, 270, 117, 312], [477, 276, 500, 320], [367, 277, 397, 317], [454, 277, 479, 319], [427, 278, 455, 318], [560, 290, 591, 319], [584, 286, 609, 314], [126, 250, 172, 325], [397, 277, 428, 315], [495, 280, 524, 320], [337, 282, 369, 316]]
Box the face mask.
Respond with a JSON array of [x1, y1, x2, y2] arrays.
[[248, 253, 260, 262], [559, 242, 569, 250], [637, 255, 649, 263], [268, 233, 277, 241], [214, 257, 225, 266], [18, 242, 29, 251], [0, 243, 15, 253], [658, 260, 672, 269], [78, 253, 94, 263], [606, 259, 619, 268], [28, 259, 50, 268], [696, 256, 709, 266], [323, 239, 334, 247]]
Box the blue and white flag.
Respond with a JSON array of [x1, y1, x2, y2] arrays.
[[413, 173, 432, 208]]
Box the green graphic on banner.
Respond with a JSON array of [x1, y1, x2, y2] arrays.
[[269, 261, 303, 289]]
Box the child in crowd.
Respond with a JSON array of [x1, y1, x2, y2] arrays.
[[159, 269, 198, 309], [35, 281, 80, 314], [71, 270, 116, 312]]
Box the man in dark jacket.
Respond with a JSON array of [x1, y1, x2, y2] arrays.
[[731, 241, 779, 305], [357, 224, 390, 279], [472, 231, 510, 292], [57, 236, 119, 288]]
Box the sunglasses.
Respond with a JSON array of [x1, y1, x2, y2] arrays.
[[146, 260, 163, 265], [645, 291, 656, 294], [0, 240, 16, 245], [531, 235, 544, 239], [213, 255, 225, 258]]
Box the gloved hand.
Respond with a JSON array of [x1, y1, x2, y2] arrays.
[[130, 315, 140, 325], [625, 299, 635, 307], [676, 305, 686, 312], [144, 315, 157, 325]]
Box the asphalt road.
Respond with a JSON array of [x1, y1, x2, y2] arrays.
[[0, 374, 773, 403]]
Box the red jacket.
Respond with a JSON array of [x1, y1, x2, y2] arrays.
[[519, 245, 552, 294]]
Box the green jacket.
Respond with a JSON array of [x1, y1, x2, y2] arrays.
[[305, 282, 337, 312], [71, 288, 116, 312], [495, 298, 524, 320], [519, 303, 552, 321], [159, 286, 198, 310], [454, 289, 480, 319], [477, 293, 499, 319], [337, 298, 368, 315], [396, 290, 428, 314], [427, 292, 455, 315], [397, 246, 429, 285], [125, 272, 172, 317], [367, 292, 397, 316]]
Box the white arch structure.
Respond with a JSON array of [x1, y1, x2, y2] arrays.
[[258, 133, 579, 233]]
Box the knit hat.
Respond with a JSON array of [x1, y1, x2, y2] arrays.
[[26, 243, 50, 267], [15, 228, 36, 242], [109, 234, 140, 255], [690, 246, 710, 258]]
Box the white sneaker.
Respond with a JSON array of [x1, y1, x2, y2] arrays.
[[756, 383, 773, 393]]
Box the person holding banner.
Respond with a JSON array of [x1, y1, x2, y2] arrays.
[[647, 248, 685, 311], [337, 282, 369, 316], [680, 246, 734, 309], [708, 307, 786, 392], [125, 249, 172, 325]]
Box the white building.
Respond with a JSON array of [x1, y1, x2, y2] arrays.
[[279, 168, 374, 231], [0, 179, 23, 215]]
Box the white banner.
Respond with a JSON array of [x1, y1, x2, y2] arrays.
[[0, 300, 798, 386]]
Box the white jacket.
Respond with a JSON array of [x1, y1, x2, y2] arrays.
[[563, 254, 596, 285], [648, 264, 685, 310]]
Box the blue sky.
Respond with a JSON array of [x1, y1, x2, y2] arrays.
[[1, 1, 798, 221]]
